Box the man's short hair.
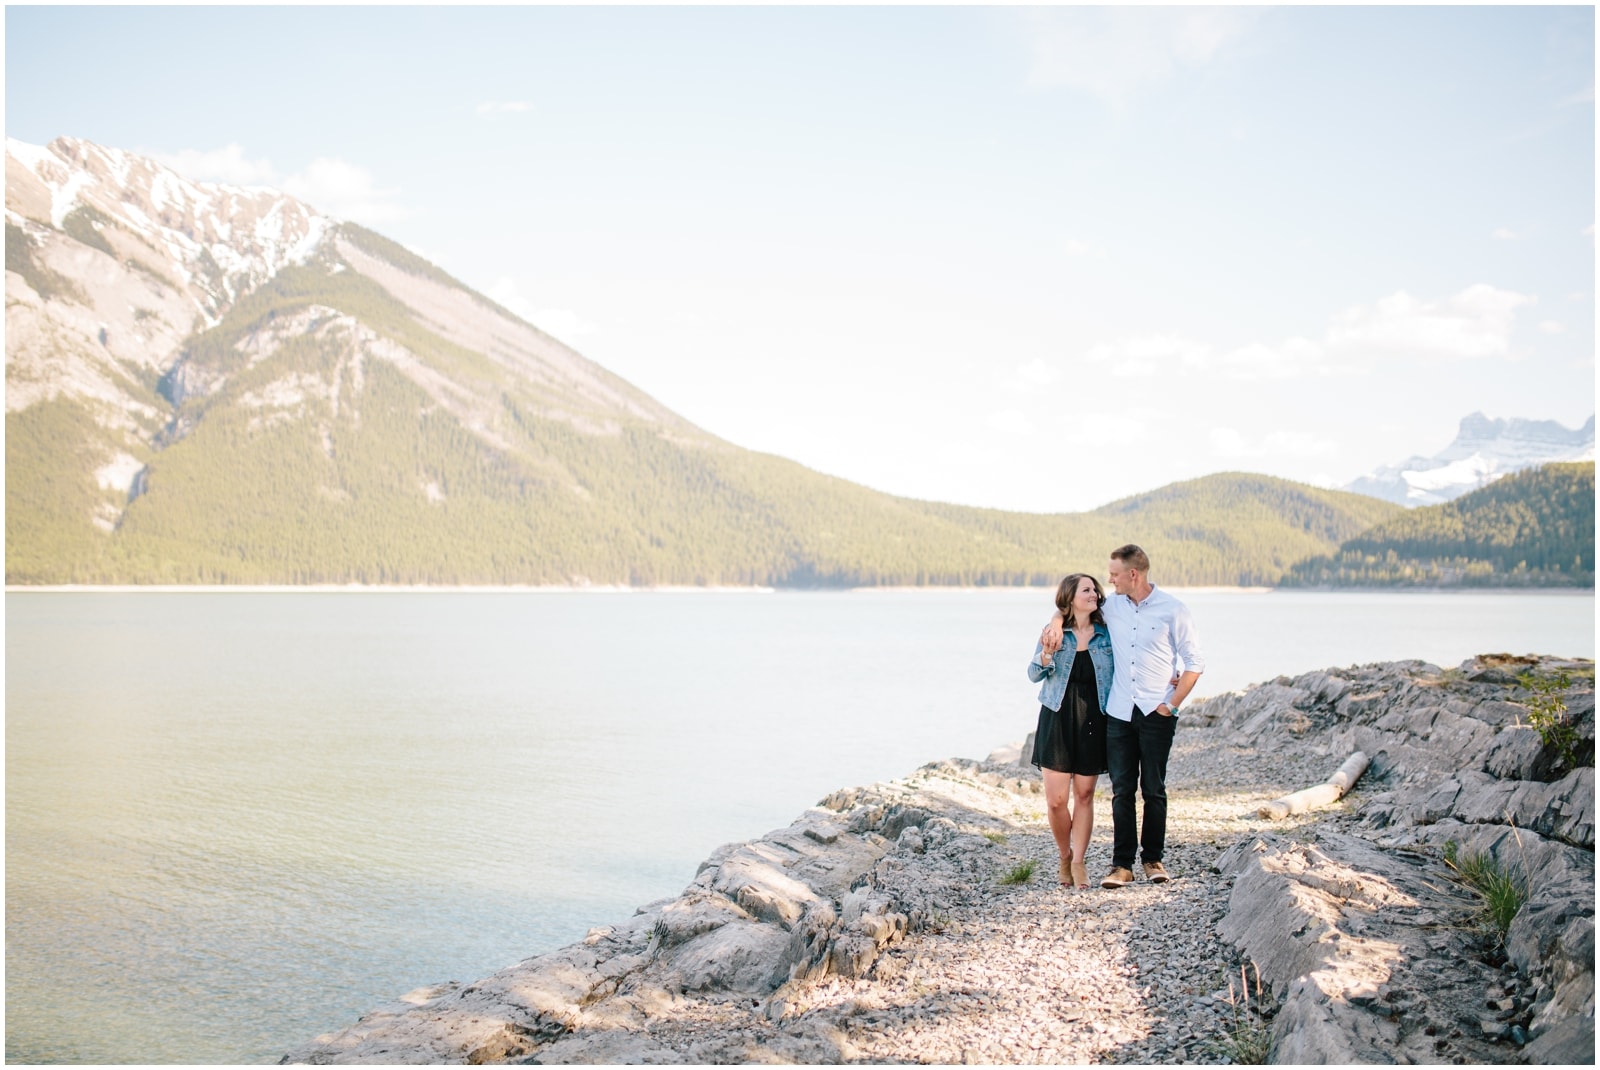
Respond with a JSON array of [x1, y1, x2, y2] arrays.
[[1110, 544, 1151, 573]]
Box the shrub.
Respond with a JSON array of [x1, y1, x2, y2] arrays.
[[1518, 670, 1579, 771]]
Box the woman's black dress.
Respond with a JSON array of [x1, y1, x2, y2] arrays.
[[1031, 648, 1109, 776]]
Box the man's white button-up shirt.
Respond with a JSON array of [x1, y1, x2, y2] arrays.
[[1102, 585, 1205, 722]]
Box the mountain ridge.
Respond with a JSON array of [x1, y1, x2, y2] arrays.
[[2, 135, 1411, 587]]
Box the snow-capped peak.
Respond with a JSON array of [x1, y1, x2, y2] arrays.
[[1347, 412, 1596, 506], [6, 135, 333, 321]]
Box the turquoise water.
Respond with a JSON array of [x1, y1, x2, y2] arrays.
[[6, 589, 1594, 1063]]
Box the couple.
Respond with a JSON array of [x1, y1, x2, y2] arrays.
[[1026, 544, 1205, 890]]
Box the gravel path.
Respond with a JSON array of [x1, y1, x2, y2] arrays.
[[633, 732, 1342, 1065]]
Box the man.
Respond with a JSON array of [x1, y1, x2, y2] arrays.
[[1041, 544, 1204, 889]]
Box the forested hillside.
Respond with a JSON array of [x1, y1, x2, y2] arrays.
[[1090, 473, 1399, 585], [4, 242, 1398, 588], [0, 135, 1419, 589], [6, 316, 1401, 587], [1282, 462, 1595, 587]]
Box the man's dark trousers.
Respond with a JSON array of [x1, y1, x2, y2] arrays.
[[1106, 706, 1178, 869]]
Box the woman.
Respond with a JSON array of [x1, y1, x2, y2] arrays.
[[1027, 573, 1112, 890]]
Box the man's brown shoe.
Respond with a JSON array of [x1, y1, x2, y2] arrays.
[[1144, 862, 1170, 883], [1101, 867, 1134, 888]]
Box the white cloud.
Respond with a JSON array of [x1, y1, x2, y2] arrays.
[[487, 278, 598, 344], [1063, 238, 1101, 257], [1208, 427, 1250, 457], [1492, 227, 1518, 240], [154, 144, 405, 223], [1211, 337, 1325, 381], [1080, 283, 1534, 387], [281, 158, 404, 223], [1076, 412, 1129, 441], [1325, 284, 1535, 361], [986, 408, 1035, 436], [1539, 320, 1565, 335], [1013, 358, 1060, 386], [1085, 333, 1211, 378], [1268, 431, 1339, 459], [477, 101, 534, 115], [1584, 223, 1596, 244], [487, 277, 533, 318], [1023, 7, 1258, 105], [532, 309, 598, 345], [401, 242, 439, 264], [152, 144, 277, 186], [1209, 427, 1338, 460]]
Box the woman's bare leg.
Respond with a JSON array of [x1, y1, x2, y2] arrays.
[[1042, 769, 1074, 881], [1069, 774, 1098, 883]]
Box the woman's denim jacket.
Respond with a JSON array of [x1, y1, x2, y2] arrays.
[[1028, 622, 1114, 713]]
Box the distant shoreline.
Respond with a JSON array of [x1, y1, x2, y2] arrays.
[[5, 584, 1591, 596], [5, 584, 778, 595]]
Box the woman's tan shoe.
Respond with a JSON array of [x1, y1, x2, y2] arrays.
[[1071, 860, 1089, 890], [1059, 857, 1072, 886]]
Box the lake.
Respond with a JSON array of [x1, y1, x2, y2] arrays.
[[6, 588, 1594, 1063]]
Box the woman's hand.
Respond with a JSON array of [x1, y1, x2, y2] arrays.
[[1040, 614, 1065, 654]]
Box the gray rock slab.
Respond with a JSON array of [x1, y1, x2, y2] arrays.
[[283, 655, 1593, 1065], [527, 1031, 686, 1064], [1524, 1013, 1597, 1065], [658, 919, 792, 994]]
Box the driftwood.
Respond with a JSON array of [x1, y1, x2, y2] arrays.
[[1258, 751, 1369, 820]]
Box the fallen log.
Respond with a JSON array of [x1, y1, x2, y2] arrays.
[[1258, 751, 1369, 820]]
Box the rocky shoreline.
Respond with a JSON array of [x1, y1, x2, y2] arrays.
[[282, 654, 1594, 1065]]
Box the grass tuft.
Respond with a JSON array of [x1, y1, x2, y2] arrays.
[[1443, 840, 1528, 940], [997, 860, 1036, 885], [982, 831, 1008, 844], [1215, 962, 1272, 1064]]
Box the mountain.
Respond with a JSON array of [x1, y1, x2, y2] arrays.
[[7, 135, 1401, 587], [1285, 461, 1595, 587], [1346, 411, 1595, 507]]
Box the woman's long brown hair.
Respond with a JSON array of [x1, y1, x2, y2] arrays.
[[1055, 573, 1107, 631]]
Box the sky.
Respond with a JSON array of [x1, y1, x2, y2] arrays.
[[6, 5, 1595, 512]]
